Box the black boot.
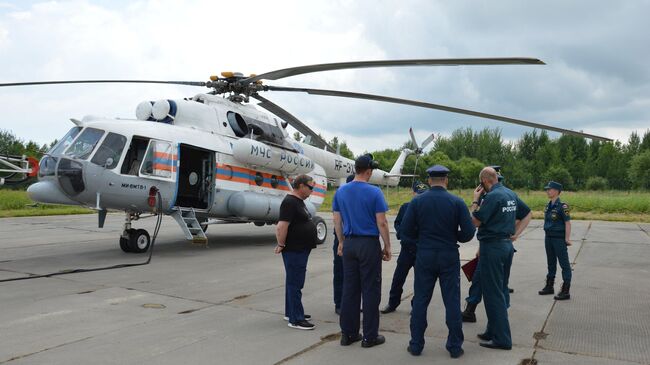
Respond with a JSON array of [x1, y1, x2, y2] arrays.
[[538, 278, 554, 295], [554, 282, 571, 300], [462, 302, 477, 323]]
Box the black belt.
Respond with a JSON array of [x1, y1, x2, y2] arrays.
[[345, 235, 379, 239]]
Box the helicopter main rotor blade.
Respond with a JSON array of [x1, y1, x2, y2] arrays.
[[0, 80, 207, 88], [264, 86, 612, 142], [250, 94, 335, 152], [241, 58, 545, 84]]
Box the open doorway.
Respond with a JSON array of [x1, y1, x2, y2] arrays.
[[176, 144, 214, 209]]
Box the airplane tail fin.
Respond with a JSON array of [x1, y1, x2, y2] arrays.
[[388, 148, 413, 176]]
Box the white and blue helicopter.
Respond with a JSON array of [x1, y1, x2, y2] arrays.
[[0, 58, 610, 253]]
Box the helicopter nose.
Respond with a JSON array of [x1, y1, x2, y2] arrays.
[[27, 180, 81, 206]]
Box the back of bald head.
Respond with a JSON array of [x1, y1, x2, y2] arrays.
[[480, 167, 498, 183]]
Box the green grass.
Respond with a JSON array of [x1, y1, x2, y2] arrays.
[[321, 188, 650, 223], [2, 188, 649, 222], [0, 190, 92, 218]]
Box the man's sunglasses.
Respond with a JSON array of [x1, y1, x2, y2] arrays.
[[305, 184, 315, 191]]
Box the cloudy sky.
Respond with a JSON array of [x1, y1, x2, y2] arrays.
[[1, 0, 648, 154]]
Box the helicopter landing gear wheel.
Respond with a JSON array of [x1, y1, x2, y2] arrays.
[[119, 231, 131, 253], [313, 216, 327, 245], [127, 229, 151, 253]]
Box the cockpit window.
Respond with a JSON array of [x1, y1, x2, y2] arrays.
[[64, 128, 105, 160], [49, 127, 81, 155], [91, 132, 127, 169]]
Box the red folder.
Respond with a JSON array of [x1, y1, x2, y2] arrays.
[[462, 257, 478, 282]]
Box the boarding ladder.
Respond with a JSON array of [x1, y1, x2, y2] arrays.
[[171, 207, 208, 245]]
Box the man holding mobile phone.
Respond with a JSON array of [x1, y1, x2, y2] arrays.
[[469, 167, 526, 350], [462, 167, 531, 323]]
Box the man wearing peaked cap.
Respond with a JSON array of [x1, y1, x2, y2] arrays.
[[400, 164, 476, 358], [426, 164, 451, 177], [381, 180, 429, 314], [539, 181, 572, 300]]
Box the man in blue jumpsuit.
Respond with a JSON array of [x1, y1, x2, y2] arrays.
[[462, 169, 532, 322], [401, 165, 476, 358], [333, 174, 355, 315], [538, 181, 572, 300], [470, 166, 525, 350], [381, 181, 429, 314], [333, 154, 392, 348]]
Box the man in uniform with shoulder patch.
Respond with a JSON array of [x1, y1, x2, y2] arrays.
[[401, 165, 476, 358], [538, 181, 572, 300], [469, 167, 526, 350], [462, 166, 532, 322]]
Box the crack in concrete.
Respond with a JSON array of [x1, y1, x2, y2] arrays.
[[529, 221, 591, 362], [0, 336, 94, 364], [638, 224, 650, 240], [272, 332, 341, 365], [534, 345, 649, 365]]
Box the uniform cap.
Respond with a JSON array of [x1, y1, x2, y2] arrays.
[[426, 164, 450, 177], [412, 181, 429, 194], [544, 181, 563, 191], [489, 165, 504, 182]]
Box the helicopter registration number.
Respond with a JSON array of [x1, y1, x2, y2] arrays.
[[334, 159, 354, 174]]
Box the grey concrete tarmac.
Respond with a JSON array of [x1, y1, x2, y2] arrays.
[[0, 213, 648, 364]]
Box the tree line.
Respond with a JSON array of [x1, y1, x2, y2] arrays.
[[4, 127, 649, 191], [0, 130, 52, 159], [323, 128, 650, 191]]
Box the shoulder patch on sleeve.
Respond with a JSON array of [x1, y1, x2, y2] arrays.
[[562, 203, 571, 216]]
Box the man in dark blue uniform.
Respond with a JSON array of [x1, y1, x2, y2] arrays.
[[333, 174, 355, 315], [333, 154, 392, 348], [401, 165, 476, 358], [538, 181, 572, 300], [462, 168, 532, 322], [470, 167, 525, 350], [381, 181, 429, 314]]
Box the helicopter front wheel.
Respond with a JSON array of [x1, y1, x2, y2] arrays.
[[120, 229, 151, 253]]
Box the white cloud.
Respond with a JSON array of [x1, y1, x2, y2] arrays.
[[0, 0, 648, 149]]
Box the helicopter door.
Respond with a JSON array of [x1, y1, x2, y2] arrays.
[[176, 144, 214, 210]]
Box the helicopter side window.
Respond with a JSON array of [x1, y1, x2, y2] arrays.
[[227, 111, 249, 137], [140, 140, 175, 179], [64, 127, 105, 160], [91, 133, 127, 169], [49, 127, 82, 155]]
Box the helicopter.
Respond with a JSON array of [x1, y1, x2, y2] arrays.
[[0, 58, 611, 254]]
